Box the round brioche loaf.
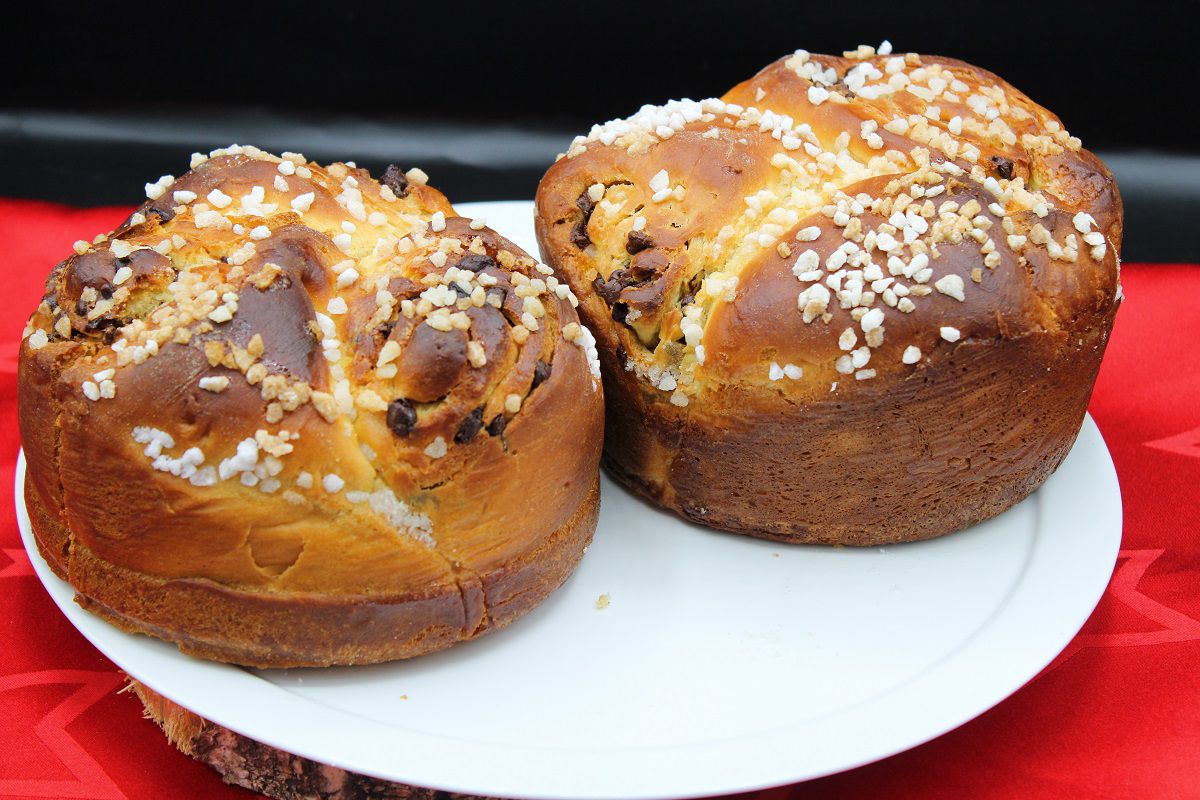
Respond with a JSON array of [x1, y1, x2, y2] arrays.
[[19, 145, 604, 667], [535, 44, 1121, 545]]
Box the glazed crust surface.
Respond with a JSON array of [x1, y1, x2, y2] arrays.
[[536, 46, 1121, 544], [19, 147, 604, 666]]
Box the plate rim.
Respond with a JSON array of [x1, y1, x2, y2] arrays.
[[14, 200, 1123, 800]]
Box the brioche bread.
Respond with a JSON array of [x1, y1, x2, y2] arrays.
[[536, 44, 1121, 544], [19, 146, 604, 666]]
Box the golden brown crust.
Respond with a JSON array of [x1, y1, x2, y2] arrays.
[[19, 146, 604, 665], [28, 477, 599, 667], [536, 45, 1121, 544]]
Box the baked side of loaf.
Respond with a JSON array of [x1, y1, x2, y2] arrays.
[[536, 45, 1120, 544], [19, 146, 604, 665]]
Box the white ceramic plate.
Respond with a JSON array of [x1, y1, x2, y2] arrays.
[[17, 200, 1122, 800]]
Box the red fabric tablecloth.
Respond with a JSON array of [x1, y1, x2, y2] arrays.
[[1, 198, 1197, 800]]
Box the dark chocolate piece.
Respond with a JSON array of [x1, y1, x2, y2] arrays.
[[454, 407, 484, 443], [456, 254, 496, 273], [591, 276, 620, 305], [531, 360, 551, 391], [486, 414, 507, 437], [571, 190, 598, 249], [381, 164, 410, 198], [386, 398, 417, 437], [990, 155, 1015, 180], [625, 230, 654, 255]]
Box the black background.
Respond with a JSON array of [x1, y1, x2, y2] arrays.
[[3, 1, 1197, 259]]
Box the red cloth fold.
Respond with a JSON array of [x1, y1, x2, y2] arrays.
[[1, 198, 1196, 800]]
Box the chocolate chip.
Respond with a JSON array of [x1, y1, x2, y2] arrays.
[[592, 275, 622, 304], [531, 360, 551, 391], [990, 155, 1015, 180], [570, 224, 592, 250], [386, 398, 417, 437], [381, 164, 410, 198], [486, 414, 507, 437], [148, 206, 175, 223], [454, 407, 484, 443], [571, 190, 598, 249], [75, 299, 88, 315], [450, 282, 470, 298], [612, 302, 629, 323], [84, 316, 119, 334], [626, 230, 654, 255], [99, 284, 113, 299], [456, 254, 496, 272]]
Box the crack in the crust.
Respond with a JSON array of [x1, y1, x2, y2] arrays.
[[334, 369, 500, 643], [448, 559, 491, 639], [348, 259, 584, 544], [338, 389, 502, 642]]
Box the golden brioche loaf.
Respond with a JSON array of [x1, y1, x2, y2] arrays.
[[19, 146, 604, 667], [536, 44, 1121, 544]]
